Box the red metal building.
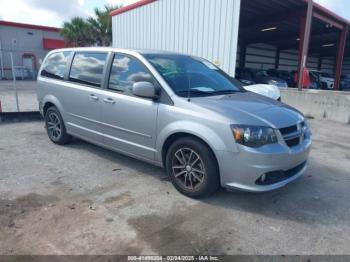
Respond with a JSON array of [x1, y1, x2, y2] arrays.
[[0, 21, 65, 79]]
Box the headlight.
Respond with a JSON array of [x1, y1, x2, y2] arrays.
[[302, 119, 311, 134], [231, 125, 278, 148]]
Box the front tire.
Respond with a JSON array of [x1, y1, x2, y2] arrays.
[[45, 106, 72, 145], [166, 137, 220, 198]]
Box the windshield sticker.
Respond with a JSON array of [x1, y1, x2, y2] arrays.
[[201, 60, 219, 70]]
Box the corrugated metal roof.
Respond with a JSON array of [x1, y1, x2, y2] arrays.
[[0, 20, 60, 32], [110, 0, 349, 26], [109, 0, 350, 56], [239, 0, 349, 56]]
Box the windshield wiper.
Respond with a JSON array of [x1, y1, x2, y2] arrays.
[[177, 89, 238, 97], [209, 90, 237, 95], [177, 90, 212, 95]]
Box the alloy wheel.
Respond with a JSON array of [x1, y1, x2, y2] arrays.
[[172, 147, 206, 191], [47, 111, 62, 140]]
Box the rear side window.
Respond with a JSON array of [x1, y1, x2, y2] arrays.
[[108, 54, 155, 95], [41, 51, 71, 80], [69, 52, 107, 87]]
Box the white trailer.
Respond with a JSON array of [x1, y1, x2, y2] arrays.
[[111, 0, 241, 76]]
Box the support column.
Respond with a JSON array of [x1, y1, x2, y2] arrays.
[[275, 47, 280, 69], [297, 0, 313, 91], [334, 25, 348, 90], [317, 54, 322, 71], [239, 43, 247, 68]]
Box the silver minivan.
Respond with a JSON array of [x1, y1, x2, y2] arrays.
[[37, 47, 312, 198]]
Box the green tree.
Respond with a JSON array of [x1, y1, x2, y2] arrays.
[[60, 5, 120, 47], [88, 5, 119, 46], [61, 17, 93, 47]]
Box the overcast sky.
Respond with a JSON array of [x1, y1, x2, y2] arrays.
[[0, 0, 348, 28]]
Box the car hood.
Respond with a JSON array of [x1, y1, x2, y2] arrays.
[[191, 92, 304, 128], [244, 84, 280, 100], [321, 77, 334, 83]]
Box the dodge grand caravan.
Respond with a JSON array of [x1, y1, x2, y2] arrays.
[[37, 48, 312, 198]]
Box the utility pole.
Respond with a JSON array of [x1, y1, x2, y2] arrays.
[[297, 0, 313, 91], [10, 52, 19, 112]]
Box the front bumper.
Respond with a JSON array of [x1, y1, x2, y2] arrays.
[[38, 101, 44, 116], [216, 137, 312, 192]]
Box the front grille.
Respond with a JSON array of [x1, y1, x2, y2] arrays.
[[286, 137, 300, 147], [279, 122, 306, 148], [255, 161, 307, 185], [279, 125, 297, 135]]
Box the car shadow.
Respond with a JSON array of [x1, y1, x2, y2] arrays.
[[65, 137, 166, 180], [66, 138, 349, 226], [203, 162, 350, 226]]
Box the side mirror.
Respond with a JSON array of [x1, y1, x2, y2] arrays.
[[132, 81, 157, 99]]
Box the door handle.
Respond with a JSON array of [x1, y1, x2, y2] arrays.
[[89, 94, 99, 101], [103, 98, 116, 104]]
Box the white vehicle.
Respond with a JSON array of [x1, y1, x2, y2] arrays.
[[310, 70, 334, 89], [319, 72, 334, 89], [244, 84, 281, 101]]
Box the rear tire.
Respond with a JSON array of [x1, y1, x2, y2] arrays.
[[45, 106, 72, 145], [165, 137, 220, 198]]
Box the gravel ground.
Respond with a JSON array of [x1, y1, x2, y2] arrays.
[[0, 119, 349, 255]]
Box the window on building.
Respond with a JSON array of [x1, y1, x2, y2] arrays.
[[108, 54, 155, 95], [69, 52, 107, 87], [40, 51, 71, 80]]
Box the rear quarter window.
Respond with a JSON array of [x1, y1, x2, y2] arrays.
[[69, 52, 107, 87], [40, 51, 71, 80]]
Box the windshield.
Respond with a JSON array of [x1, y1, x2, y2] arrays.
[[143, 54, 244, 97], [278, 71, 290, 78], [320, 72, 333, 78], [255, 70, 269, 77]]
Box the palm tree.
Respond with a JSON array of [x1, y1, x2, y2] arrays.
[[88, 5, 120, 46], [60, 5, 120, 47], [61, 17, 93, 47]]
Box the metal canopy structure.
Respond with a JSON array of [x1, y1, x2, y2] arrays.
[[239, 0, 349, 90]]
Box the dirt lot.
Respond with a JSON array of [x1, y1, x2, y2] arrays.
[[0, 119, 349, 255]]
